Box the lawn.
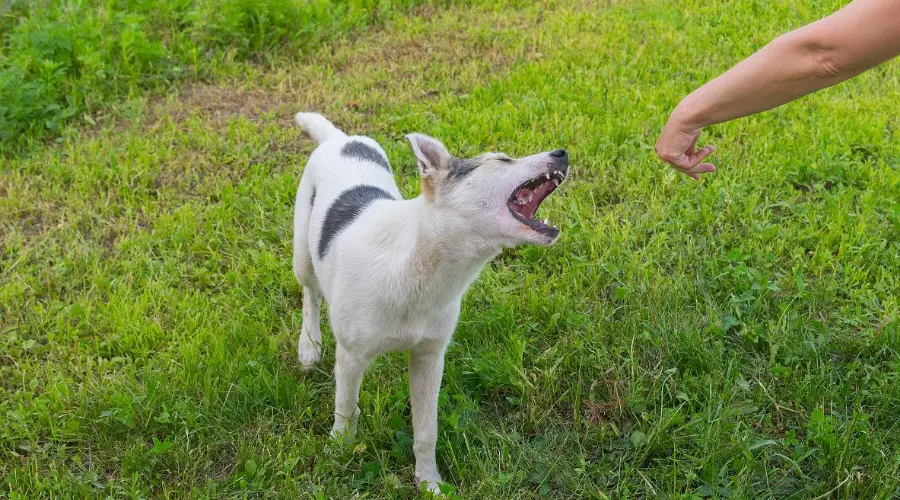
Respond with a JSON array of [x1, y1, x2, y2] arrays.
[[2, 0, 899, 497]]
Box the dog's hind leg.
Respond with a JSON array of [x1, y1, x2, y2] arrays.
[[297, 287, 322, 371], [293, 174, 322, 372]]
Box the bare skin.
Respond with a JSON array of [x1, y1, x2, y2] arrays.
[[655, 0, 900, 178]]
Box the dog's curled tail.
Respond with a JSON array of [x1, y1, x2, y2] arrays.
[[295, 112, 344, 144]]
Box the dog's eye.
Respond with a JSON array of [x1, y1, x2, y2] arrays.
[[497, 155, 512, 163]]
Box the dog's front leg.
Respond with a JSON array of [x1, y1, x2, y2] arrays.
[[409, 343, 447, 492], [331, 344, 369, 440]]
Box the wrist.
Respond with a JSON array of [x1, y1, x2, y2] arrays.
[[671, 95, 705, 130]]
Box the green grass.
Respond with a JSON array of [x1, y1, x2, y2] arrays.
[[2, 0, 900, 497], [0, 0, 443, 155]]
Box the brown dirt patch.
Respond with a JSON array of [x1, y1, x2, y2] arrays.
[[163, 84, 296, 128], [207, 443, 238, 482], [3, 206, 53, 240], [583, 373, 628, 426], [147, 4, 544, 134]]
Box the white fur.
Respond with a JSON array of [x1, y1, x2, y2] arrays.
[[292, 112, 567, 493]]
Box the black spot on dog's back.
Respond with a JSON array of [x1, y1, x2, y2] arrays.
[[310, 187, 316, 207], [341, 141, 391, 172], [319, 185, 395, 258]]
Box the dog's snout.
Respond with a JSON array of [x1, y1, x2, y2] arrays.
[[550, 149, 567, 159], [549, 149, 569, 167]]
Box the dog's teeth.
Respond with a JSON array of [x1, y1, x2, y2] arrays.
[[544, 173, 550, 180], [553, 179, 560, 186]]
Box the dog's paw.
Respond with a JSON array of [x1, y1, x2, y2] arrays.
[[324, 431, 365, 459], [297, 340, 322, 372], [324, 427, 355, 456], [416, 474, 449, 496], [328, 426, 356, 444], [422, 481, 444, 496]]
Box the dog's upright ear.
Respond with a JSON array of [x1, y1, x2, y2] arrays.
[[406, 133, 451, 177], [407, 133, 452, 200]]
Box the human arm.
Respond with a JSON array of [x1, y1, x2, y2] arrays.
[[655, 0, 900, 178]]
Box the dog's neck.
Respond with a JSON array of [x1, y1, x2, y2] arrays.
[[397, 196, 502, 305]]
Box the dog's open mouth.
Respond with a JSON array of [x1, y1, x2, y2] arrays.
[[507, 169, 567, 236]]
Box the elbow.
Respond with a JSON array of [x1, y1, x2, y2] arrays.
[[798, 30, 854, 84], [777, 30, 847, 83], [811, 48, 843, 81]]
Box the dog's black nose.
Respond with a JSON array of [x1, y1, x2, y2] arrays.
[[550, 149, 567, 158]]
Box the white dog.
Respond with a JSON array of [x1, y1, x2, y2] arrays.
[[292, 113, 568, 492]]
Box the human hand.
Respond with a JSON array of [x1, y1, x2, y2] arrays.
[[655, 113, 716, 179]]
